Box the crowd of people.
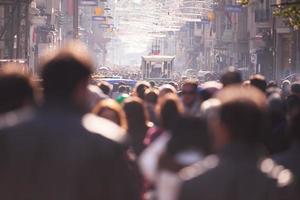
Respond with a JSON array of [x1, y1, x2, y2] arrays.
[[0, 42, 300, 200]]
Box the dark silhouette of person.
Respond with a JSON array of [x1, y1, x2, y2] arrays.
[[0, 42, 139, 200], [178, 86, 292, 200]]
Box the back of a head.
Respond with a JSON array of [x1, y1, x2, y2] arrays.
[[118, 85, 127, 93], [92, 99, 127, 129], [157, 93, 183, 130], [250, 74, 267, 93], [220, 67, 242, 87], [291, 82, 300, 95], [216, 86, 267, 144], [267, 80, 278, 89], [123, 97, 148, 130], [98, 81, 112, 96], [144, 89, 158, 105], [182, 80, 198, 91], [134, 81, 150, 100], [286, 94, 300, 114], [0, 65, 36, 113], [167, 116, 211, 155], [40, 42, 93, 103], [159, 84, 176, 97]]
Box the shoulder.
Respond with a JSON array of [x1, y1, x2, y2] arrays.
[[179, 155, 220, 182], [82, 113, 127, 144]]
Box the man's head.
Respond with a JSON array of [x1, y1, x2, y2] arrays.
[[134, 81, 150, 100], [211, 86, 267, 150], [250, 74, 267, 93], [40, 42, 93, 108], [220, 67, 242, 87], [181, 80, 198, 107], [0, 65, 37, 114], [98, 81, 112, 96], [291, 82, 300, 97]]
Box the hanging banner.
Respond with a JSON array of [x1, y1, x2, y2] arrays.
[[92, 16, 106, 21], [99, 24, 112, 29], [95, 7, 104, 16], [80, 0, 98, 6], [224, 5, 243, 13]]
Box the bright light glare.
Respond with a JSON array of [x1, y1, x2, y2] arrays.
[[112, 0, 214, 54]]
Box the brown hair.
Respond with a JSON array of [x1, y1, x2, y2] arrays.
[[92, 99, 127, 130], [156, 93, 184, 131], [216, 86, 267, 143], [0, 64, 38, 113], [40, 42, 93, 102]]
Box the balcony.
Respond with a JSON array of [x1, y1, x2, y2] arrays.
[[255, 9, 270, 23]]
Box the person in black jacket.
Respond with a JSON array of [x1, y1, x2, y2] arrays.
[[0, 42, 139, 200], [178, 86, 295, 200]]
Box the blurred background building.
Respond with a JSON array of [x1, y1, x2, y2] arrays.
[[0, 0, 299, 80]]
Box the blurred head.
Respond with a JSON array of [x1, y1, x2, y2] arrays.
[[199, 81, 222, 102], [168, 81, 179, 91], [134, 81, 150, 100], [92, 99, 127, 129], [286, 94, 300, 115], [220, 67, 242, 87], [282, 80, 291, 90], [40, 42, 93, 109], [0, 65, 37, 114], [167, 116, 211, 156], [158, 84, 176, 98], [291, 82, 300, 97], [123, 97, 149, 131], [250, 74, 267, 93], [181, 80, 198, 107], [98, 81, 112, 96], [149, 81, 155, 88], [212, 86, 267, 150], [156, 93, 183, 131], [118, 85, 127, 93], [267, 81, 278, 89], [144, 89, 158, 105]]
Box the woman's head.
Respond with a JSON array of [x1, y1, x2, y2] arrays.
[[92, 99, 127, 129], [156, 93, 183, 131], [123, 97, 148, 131]]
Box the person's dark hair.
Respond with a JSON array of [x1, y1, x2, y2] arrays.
[[149, 81, 155, 88], [41, 44, 93, 102], [267, 80, 278, 89], [220, 100, 266, 144], [291, 82, 300, 95], [220, 67, 242, 87], [98, 81, 112, 95], [285, 94, 300, 114], [144, 89, 158, 105], [0, 66, 37, 113], [167, 116, 211, 156], [168, 81, 178, 90], [288, 108, 300, 141], [215, 86, 267, 144], [118, 85, 127, 93], [250, 74, 267, 93], [157, 93, 183, 131], [182, 80, 198, 93], [134, 81, 150, 100], [92, 99, 127, 129], [123, 97, 149, 155], [124, 97, 149, 131]]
